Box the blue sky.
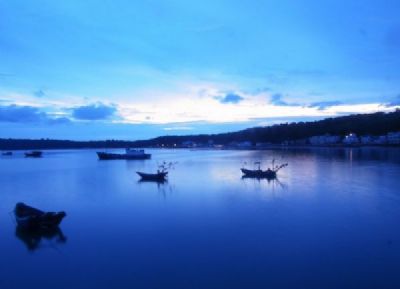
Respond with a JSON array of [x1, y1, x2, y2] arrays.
[[0, 0, 399, 140]]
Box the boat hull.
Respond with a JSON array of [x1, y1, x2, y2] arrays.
[[136, 171, 168, 181], [25, 151, 42, 158], [14, 203, 66, 229], [97, 152, 151, 160], [241, 168, 277, 179]]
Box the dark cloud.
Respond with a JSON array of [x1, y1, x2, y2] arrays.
[[309, 101, 342, 110], [0, 104, 70, 124], [72, 103, 117, 120], [217, 93, 244, 104], [0, 104, 47, 122], [33, 89, 45, 98]]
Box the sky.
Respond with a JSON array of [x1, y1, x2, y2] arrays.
[[0, 0, 399, 140]]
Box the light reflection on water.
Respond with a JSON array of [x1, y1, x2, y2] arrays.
[[0, 148, 399, 289]]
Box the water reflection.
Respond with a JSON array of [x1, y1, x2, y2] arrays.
[[137, 178, 174, 198], [15, 225, 67, 251], [138, 178, 168, 186], [241, 175, 287, 189]]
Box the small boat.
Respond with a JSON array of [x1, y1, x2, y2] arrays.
[[14, 203, 66, 229], [136, 161, 175, 181], [2, 151, 12, 156], [241, 160, 288, 179], [136, 171, 168, 181], [24, 151, 42, 158], [97, 148, 151, 160], [241, 168, 277, 179]]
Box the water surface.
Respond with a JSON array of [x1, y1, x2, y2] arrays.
[[0, 148, 400, 289]]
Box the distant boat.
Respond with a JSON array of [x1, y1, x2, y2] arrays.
[[97, 148, 151, 160], [241, 160, 288, 179], [136, 171, 168, 181], [136, 161, 175, 181], [24, 151, 42, 158], [14, 202, 66, 229], [241, 168, 277, 179], [2, 151, 12, 156]]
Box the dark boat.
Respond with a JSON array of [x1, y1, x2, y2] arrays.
[[136, 171, 168, 181], [136, 161, 175, 181], [241, 168, 277, 179], [97, 148, 151, 160], [2, 151, 12, 156], [14, 203, 66, 229], [24, 151, 42, 158], [241, 161, 288, 179]]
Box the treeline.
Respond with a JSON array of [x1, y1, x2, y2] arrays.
[[131, 110, 400, 147], [1, 110, 399, 150]]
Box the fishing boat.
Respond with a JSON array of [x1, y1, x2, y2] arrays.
[[136, 161, 175, 181], [136, 171, 168, 181], [14, 202, 66, 229], [1, 151, 12, 156], [97, 148, 151, 160], [241, 160, 288, 179], [241, 168, 277, 179], [24, 151, 42, 158]]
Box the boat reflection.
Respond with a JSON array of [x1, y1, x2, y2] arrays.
[[15, 225, 67, 251], [138, 178, 168, 185], [241, 175, 287, 189]]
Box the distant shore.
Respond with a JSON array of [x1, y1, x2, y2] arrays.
[[1, 143, 399, 151]]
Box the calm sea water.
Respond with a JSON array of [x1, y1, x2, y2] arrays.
[[0, 148, 400, 289]]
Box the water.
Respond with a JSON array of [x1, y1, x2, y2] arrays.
[[0, 148, 400, 289]]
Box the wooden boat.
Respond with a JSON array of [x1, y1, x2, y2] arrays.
[[136, 171, 168, 181], [2, 151, 12, 156], [241, 161, 288, 179], [24, 151, 42, 158], [14, 202, 66, 229], [136, 161, 175, 181], [241, 168, 277, 179], [97, 148, 151, 160]]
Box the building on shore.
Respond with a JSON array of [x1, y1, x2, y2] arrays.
[[343, 133, 359, 145]]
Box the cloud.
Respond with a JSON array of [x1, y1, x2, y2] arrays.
[[309, 101, 342, 110], [72, 103, 117, 120], [217, 93, 244, 104], [0, 104, 70, 124], [0, 104, 47, 123]]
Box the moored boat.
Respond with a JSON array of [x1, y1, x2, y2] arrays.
[[14, 202, 66, 229], [24, 151, 42, 158], [136, 161, 175, 181], [97, 148, 151, 160], [241, 168, 277, 179], [241, 160, 288, 179], [2, 151, 12, 156], [136, 171, 168, 181]]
